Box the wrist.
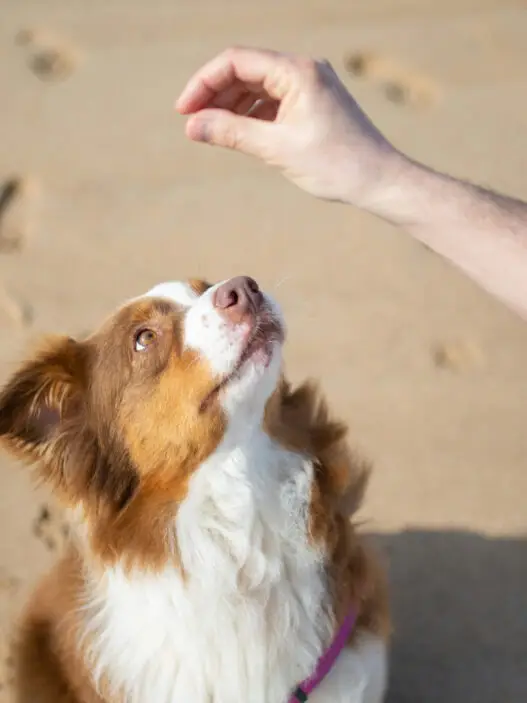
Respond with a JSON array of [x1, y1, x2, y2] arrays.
[[351, 150, 432, 226]]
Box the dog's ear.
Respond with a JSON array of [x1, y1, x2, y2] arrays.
[[0, 336, 89, 462], [0, 336, 139, 511]]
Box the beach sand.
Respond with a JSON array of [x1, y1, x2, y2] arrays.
[[1, 0, 526, 700]]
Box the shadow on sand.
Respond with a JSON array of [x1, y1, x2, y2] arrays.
[[369, 529, 527, 703]]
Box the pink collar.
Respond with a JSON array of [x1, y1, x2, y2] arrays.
[[289, 609, 357, 702]]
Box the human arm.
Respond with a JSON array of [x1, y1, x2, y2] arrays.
[[176, 47, 527, 320]]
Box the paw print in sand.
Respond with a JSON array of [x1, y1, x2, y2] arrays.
[[344, 51, 440, 110], [15, 28, 81, 83], [0, 640, 14, 696], [32, 504, 69, 552]]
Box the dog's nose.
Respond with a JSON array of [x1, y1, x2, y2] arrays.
[[213, 276, 263, 322]]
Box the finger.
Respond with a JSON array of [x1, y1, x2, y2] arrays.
[[175, 47, 292, 114], [185, 108, 277, 158]]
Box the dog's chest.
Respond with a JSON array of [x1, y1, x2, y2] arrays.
[[86, 449, 332, 703]]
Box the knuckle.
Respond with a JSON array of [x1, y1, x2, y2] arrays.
[[295, 56, 318, 78], [222, 46, 239, 62], [222, 45, 247, 64], [293, 56, 335, 88]]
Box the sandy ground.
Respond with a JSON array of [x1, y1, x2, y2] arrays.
[[1, 0, 527, 700]]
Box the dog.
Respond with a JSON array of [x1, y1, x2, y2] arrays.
[[0, 276, 390, 703]]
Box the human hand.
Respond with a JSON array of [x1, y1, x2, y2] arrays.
[[176, 47, 402, 206]]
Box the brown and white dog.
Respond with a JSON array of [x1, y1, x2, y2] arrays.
[[0, 276, 390, 703]]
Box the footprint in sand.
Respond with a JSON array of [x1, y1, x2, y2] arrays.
[[15, 28, 81, 83], [33, 504, 69, 552], [344, 51, 440, 110], [0, 177, 39, 253], [0, 639, 14, 695], [0, 177, 36, 328], [431, 338, 485, 372], [0, 571, 19, 696]]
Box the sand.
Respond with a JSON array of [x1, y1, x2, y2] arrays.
[[1, 0, 526, 700]]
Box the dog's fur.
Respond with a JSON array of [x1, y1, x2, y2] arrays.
[[0, 278, 390, 703]]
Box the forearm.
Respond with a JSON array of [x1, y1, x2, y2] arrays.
[[366, 155, 527, 320]]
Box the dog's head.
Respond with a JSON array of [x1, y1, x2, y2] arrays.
[[0, 276, 364, 571], [0, 278, 287, 560]]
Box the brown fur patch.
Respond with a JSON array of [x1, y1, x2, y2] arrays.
[[188, 278, 212, 296], [14, 550, 104, 703]]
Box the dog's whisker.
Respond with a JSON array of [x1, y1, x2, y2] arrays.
[[273, 274, 294, 290]]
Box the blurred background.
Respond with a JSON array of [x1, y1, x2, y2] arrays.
[[1, 0, 526, 701]]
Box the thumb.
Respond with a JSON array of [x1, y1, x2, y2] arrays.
[[185, 108, 276, 159]]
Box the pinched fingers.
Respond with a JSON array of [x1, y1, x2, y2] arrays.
[[175, 47, 312, 114]]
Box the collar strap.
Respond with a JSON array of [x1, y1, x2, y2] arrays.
[[289, 609, 357, 702]]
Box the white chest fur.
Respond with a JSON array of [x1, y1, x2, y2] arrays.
[[82, 433, 334, 703]]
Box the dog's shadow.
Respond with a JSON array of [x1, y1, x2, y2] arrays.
[[368, 529, 527, 703]]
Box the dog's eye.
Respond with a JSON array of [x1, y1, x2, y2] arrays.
[[134, 328, 157, 351]]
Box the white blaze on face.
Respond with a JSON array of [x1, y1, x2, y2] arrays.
[[142, 280, 284, 421], [143, 280, 242, 376], [184, 282, 250, 378]]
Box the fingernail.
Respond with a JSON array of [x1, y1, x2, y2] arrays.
[[188, 116, 212, 143], [174, 95, 192, 114]]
